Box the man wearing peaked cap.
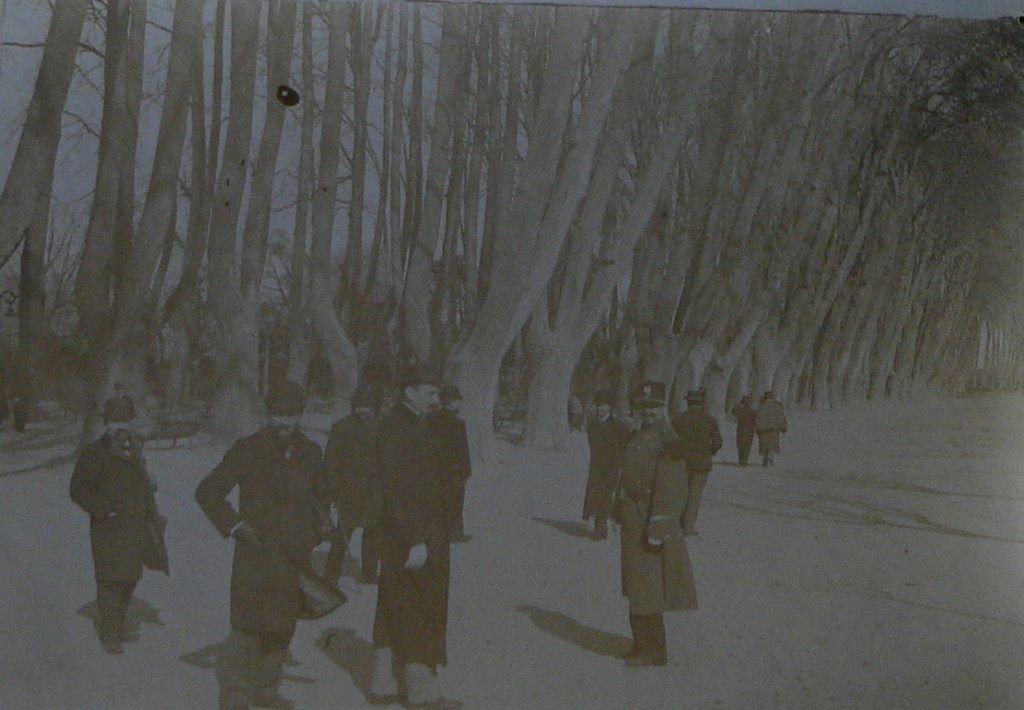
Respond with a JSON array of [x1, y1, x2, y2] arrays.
[[70, 387, 168, 655], [196, 380, 334, 710], [670, 388, 723, 537], [582, 389, 630, 540], [611, 380, 697, 667], [431, 384, 473, 543]]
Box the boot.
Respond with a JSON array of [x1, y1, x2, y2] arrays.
[[406, 663, 440, 705], [624, 615, 667, 667]]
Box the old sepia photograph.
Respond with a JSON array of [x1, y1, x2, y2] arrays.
[[1, 0, 1023, 707]]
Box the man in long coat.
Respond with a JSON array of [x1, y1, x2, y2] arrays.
[[613, 381, 697, 667], [730, 394, 757, 466], [755, 390, 788, 466], [671, 389, 723, 536], [323, 386, 382, 583], [370, 364, 458, 708], [582, 389, 630, 540], [431, 384, 473, 543], [70, 391, 168, 655], [195, 380, 329, 710]]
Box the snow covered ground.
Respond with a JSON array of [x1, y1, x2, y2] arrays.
[[1, 392, 1023, 710]]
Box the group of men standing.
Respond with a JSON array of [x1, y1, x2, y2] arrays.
[[70, 366, 471, 710], [581, 383, 789, 666]]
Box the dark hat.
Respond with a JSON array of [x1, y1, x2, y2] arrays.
[[351, 387, 374, 409], [762, 390, 774, 400], [630, 381, 666, 409], [276, 84, 300, 106], [103, 394, 136, 424], [396, 362, 439, 389], [267, 379, 306, 416], [439, 384, 462, 405], [593, 389, 612, 407], [685, 389, 705, 404]]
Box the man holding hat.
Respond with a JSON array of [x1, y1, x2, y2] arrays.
[[370, 363, 459, 708], [582, 389, 630, 540], [323, 385, 382, 583], [612, 381, 697, 667], [195, 379, 331, 710], [70, 384, 168, 655], [671, 388, 723, 536], [755, 390, 788, 466], [431, 383, 473, 543]]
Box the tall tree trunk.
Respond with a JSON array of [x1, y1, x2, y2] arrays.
[[0, 0, 89, 268]]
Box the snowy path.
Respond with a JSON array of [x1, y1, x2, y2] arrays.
[[1, 393, 1022, 709]]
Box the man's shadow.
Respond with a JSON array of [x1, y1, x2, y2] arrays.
[[532, 517, 599, 540], [76, 595, 164, 640], [315, 627, 376, 702], [517, 605, 630, 658]]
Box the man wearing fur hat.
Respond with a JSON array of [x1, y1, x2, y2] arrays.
[[323, 385, 382, 583], [195, 379, 331, 710], [755, 390, 788, 466], [582, 389, 630, 540], [70, 386, 168, 655], [612, 381, 697, 667], [371, 364, 460, 709], [431, 383, 473, 543], [671, 388, 723, 537]]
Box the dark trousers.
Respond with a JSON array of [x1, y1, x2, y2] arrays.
[[96, 579, 138, 642], [325, 526, 380, 581], [216, 628, 293, 710], [628, 613, 667, 660]]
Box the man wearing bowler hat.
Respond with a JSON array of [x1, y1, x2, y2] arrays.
[[370, 363, 460, 708], [431, 383, 473, 543], [582, 389, 630, 540], [612, 381, 697, 667], [671, 388, 723, 536], [195, 379, 331, 710], [70, 385, 168, 655], [324, 385, 383, 584]]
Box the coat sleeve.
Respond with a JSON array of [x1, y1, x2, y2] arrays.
[[646, 449, 688, 542], [194, 442, 246, 538], [69, 446, 113, 520]]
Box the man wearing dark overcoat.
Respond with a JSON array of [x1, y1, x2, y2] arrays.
[[431, 383, 473, 543], [755, 390, 788, 466], [323, 386, 382, 583], [671, 388, 723, 536], [613, 381, 697, 667], [195, 380, 329, 710], [730, 394, 757, 467], [70, 391, 168, 655], [370, 364, 459, 709], [582, 389, 631, 540]]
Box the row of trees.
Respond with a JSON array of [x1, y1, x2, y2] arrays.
[[0, 1, 1022, 446]]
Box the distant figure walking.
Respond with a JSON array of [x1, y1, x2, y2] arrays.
[[755, 391, 788, 467], [671, 389, 723, 536], [730, 394, 757, 466], [323, 386, 382, 584], [195, 380, 332, 710], [432, 384, 474, 543], [582, 389, 630, 540], [612, 381, 697, 667], [70, 389, 169, 655]]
